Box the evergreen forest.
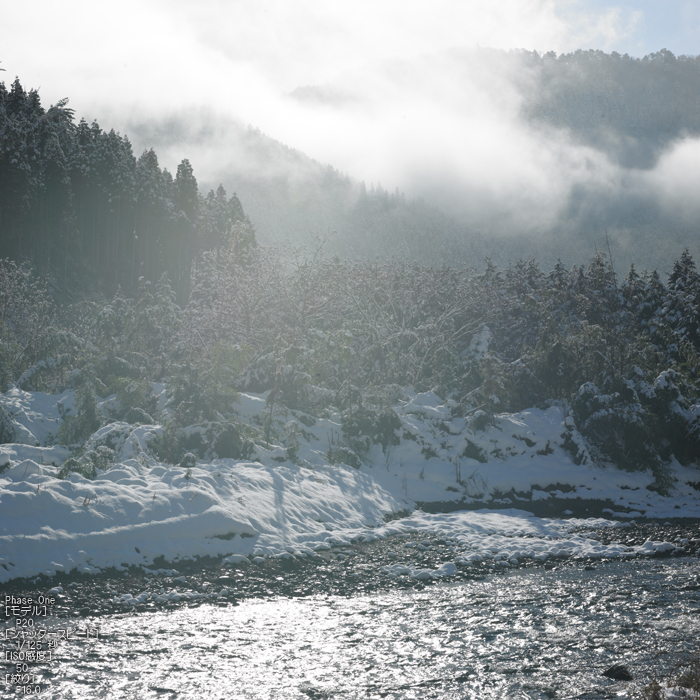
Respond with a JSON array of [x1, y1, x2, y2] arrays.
[[0, 77, 249, 302]]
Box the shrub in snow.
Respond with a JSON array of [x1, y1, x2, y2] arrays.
[[124, 407, 155, 425], [179, 452, 196, 470], [166, 352, 243, 425], [82, 423, 137, 458], [166, 365, 214, 426], [151, 421, 254, 464], [0, 406, 16, 444], [210, 422, 255, 460], [240, 349, 319, 413], [85, 446, 115, 472], [0, 260, 60, 392], [56, 384, 103, 446], [91, 354, 139, 395], [468, 410, 491, 432], [283, 421, 301, 463], [17, 355, 73, 393], [477, 355, 509, 415], [560, 426, 591, 466], [58, 456, 96, 480], [326, 438, 361, 469], [650, 370, 700, 467], [149, 421, 183, 464], [461, 439, 488, 464], [571, 375, 685, 493], [572, 380, 657, 469], [57, 446, 114, 480], [341, 403, 401, 456], [115, 378, 158, 421], [462, 468, 488, 498], [133, 275, 183, 359]]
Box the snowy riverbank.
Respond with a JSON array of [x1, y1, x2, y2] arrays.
[[2, 386, 700, 583]]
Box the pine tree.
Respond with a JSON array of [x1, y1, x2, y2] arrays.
[[134, 148, 167, 285], [169, 159, 200, 302], [665, 250, 700, 350]]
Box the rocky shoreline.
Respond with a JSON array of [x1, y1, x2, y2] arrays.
[[416, 494, 700, 519], [1, 515, 699, 621]]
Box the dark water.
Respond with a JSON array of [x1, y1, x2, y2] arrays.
[[5, 557, 700, 699]]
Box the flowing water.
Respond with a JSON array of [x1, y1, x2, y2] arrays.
[[6, 557, 700, 699]]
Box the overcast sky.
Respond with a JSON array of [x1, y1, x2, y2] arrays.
[[3, 0, 697, 124]]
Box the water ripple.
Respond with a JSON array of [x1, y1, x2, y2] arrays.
[[15, 558, 700, 699]]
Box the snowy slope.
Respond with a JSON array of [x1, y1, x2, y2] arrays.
[[1, 386, 699, 583]]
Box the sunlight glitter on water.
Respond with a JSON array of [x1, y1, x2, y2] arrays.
[[21, 558, 700, 699]]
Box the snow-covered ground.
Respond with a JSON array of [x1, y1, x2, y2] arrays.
[[1, 386, 699, 583]]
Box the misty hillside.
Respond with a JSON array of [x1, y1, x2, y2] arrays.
[[127, 116, 506, 266], [291, 46, 700, 167], [289, 48, 700, 269], [124, 110, 603, 271], [128, 47, 700, 274], [517, 48, 700, 167]]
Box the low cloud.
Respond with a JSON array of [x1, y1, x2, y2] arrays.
[[643, 137, 700, 224], [4, 1, 697, 269]]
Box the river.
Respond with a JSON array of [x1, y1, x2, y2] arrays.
[[8, 556, 700, 699]]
